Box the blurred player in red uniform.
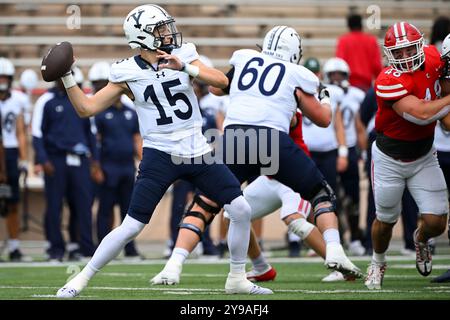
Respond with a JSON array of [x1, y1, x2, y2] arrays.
[[365, 22, 450, 290]]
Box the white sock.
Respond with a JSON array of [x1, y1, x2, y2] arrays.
[[167, 248, 189, 268], [8, 239, 20, 252], [252, 254, 269, 273], [323, 228, 341, 245], [224, 196, 251, 275], [67, 264, 98, 292], [372, 252, 386, 264], [84, 215, 145, 274]]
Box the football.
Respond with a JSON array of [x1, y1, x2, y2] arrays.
[[40, 41, 74, 82]]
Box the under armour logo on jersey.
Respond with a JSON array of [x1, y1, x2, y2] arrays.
[[124, 110, 133, 120], [156, 72, 166, 78], [128, 10, 144, 29]]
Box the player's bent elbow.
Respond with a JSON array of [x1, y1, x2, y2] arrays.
[[315, 108, 332, 128], [209, 86, 225, 96], [75, 104, 94, 118], [316, 116, 331, 128], [214, 74, 229, 89]]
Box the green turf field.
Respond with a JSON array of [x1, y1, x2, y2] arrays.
[[0, 255, 449, 300]]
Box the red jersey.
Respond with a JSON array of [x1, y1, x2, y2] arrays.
[[336, 31, 382, 92], [374, 45, 444, 142], [290, 111, 311, 157]]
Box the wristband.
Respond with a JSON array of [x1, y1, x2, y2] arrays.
[[180, 62, 200, 78], [61, 71, 76, 89], [338, 145, 349, 157]]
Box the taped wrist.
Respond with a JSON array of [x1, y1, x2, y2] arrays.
[[61, 71, 76, 89], [180, 62, 200, 78], [338, 145, 349, 157]]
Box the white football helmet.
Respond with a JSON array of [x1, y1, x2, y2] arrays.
[[123, 4, 182, 52], [262, 26, 302, 64], [323, 57, 350, 87], [88, 61, 111, 82], [0, 57, 15, 77], [441, 33, 450, 79], [20, 69, 38, 91]]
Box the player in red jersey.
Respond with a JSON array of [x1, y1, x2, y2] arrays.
[[365, 22, 450, 290]]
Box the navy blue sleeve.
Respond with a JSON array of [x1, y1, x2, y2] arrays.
[[86, 118, 99, 162], [360, 87, 377, 128], [33, 137, 48, 164], [132, 111, 140, 135], [32, 107, 49, 165]]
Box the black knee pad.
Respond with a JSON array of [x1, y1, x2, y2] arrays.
[[178, 210, 217, 240], [190, 194, 221, 215], [310, 180, 337, 223]]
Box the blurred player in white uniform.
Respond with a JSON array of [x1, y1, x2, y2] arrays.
[[56, 4, 272, 297], [323, 58, 367, 256], [0, 58, 30, 261]]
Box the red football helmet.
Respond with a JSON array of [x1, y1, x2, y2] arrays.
[[384, 22, 425, 73]]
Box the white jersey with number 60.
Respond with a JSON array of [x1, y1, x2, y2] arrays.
[[224, 49, 320, 133], [109, 43, 210, 158]]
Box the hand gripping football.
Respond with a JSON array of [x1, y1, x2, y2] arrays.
[[41, 41, 74, 82]]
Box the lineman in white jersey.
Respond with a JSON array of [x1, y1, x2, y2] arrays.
[[153, 26, 362, 286], [323, 58, 367, 257], [0, 57, 30, 261], [56, 4, 272, 297]]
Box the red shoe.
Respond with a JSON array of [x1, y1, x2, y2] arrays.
[[246, 265, 277, 282]]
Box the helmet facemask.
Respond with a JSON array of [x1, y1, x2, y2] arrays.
[[144, 18, 182, 53], [384, 39, 425, 73], [441, 34, 450, 79], [0, 75, 12, 93]]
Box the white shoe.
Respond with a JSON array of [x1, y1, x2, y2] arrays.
[[225, 273, 273, 294], [365, 262, 386, 290], [348, 240, 366, 256], [413, 229, 432, 277], [322, 271, 345, 282], [150, 263, 182, 285], [56, 286, 80, 298], [56, 275, 88, 298], [325, 243, 363, 279]]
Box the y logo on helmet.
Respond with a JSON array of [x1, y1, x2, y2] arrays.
[[128, 10, 145, 29]]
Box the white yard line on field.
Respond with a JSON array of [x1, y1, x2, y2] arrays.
[[1, 255, 450, 268], [1, 285, 449, 296]]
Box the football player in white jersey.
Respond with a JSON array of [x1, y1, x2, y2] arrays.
[[323, 58, 367, 256], [56, 5, 272, 297], [153, 26, 363, 286], [0, 57, 30, 261]]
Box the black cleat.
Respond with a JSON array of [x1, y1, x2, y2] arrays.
[[9, 249, 23, 262]]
